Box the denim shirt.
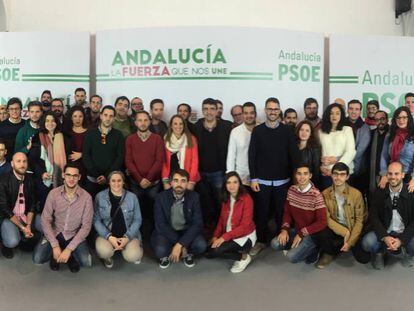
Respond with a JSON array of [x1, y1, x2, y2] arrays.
[[93, 189, 142, 241], [380, 133, 414, 178]]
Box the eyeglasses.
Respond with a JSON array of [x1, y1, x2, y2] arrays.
[[396, 116, 409, 121], [374, 117, 387, 122], [332, 172, 348, 177], [101, 132, 106, 145]]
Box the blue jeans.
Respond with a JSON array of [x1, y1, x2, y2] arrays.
[[151, 231, 207, 259], [362, 231, 414, 255], [271, 229, 317, 263], [1, 215, 42, 248], [32, 237, 92, 267]]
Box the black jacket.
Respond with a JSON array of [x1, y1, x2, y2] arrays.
[[370, 185, 414, 245], [153, 189, 203, 248], [0, 172, 38, 219], [299, 146, 321, 188]]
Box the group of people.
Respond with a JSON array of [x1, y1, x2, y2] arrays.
[[1, 88, 414, 273]]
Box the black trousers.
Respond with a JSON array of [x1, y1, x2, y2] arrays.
[[206, 240, 252, 261]]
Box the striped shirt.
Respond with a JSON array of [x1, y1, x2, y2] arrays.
[[282, 183, 327, 236], [41, 185, 93, 251]]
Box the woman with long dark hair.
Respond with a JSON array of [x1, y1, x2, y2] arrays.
[[161, 114, 199, 190], [295, 120, 321, 188], [379, 106, 414, 190], [63, 106, 88, 185], [318, 103, 356, 189], [206, 171, 256, 273]]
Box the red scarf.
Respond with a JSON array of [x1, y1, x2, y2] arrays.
[[364, 117, 376, 126], [390, 128, 408, 162]]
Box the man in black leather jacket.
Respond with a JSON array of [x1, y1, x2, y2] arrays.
[[0, 152, 39, 258]]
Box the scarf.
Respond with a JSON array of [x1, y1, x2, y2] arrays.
[[39, 132, 67, 187], [166, 134, 187, 169], [390, 128, 408, 162], [364, 117, 376, 126]]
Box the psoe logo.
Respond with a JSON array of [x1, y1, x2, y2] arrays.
[[0, 56, 21, 81]]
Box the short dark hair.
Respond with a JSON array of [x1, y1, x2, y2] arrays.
[[51, 98, 63, 106], [114, 96, 130, 108], [348, 99, 362, 110], [75, 87, 86, 94], [295, 163, 312, 174], [242, 102, 256, 114], [7, 97, 22, 110], [64, 162, 80, 173], [27, 100, 43, 111], [321, 103, 346, 134], [284, 108, 297, 119], [221, 171, 246, 203], [135, 110, 151, 120], [101, 105, 116, 115], [367, 99, 379, 109], [265, 97, 280, 107], [375, 109, 388, 120], [177, 103, 192, 113], [405, 92, 414, 99], [150, 99, 164, 110], [41, 90, 52, 97], [331, 162, 350, 175], [202, 98, 217, 108], [0, 138, 6, 149], [304, 97, 318, 109], [90, 94, 102, 102], [171, 168, 189, 181]]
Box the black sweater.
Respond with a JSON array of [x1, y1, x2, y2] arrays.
[[248, 122, 300, 181]]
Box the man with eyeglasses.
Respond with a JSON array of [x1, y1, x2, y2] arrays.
[[33, 163, 93, 272], [368, 110, 389, 197], [315, 162, 366, 268], [0, 97, 25, 161], [131, 97, 144, 116], [83, 105, 124, 198], [248, 97, 300, 256], [50, 98, 65, 124], [0, 152, 40, 259]]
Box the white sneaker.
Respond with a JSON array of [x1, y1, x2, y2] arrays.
[[249, 243, 266, 256], [230, 254, 252, 273], [134, 260, 141, 265], [103, 258, 114, 269]]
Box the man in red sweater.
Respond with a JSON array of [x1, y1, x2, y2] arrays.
[[125, 111, 165, 238], [271, 164, 327, 263]]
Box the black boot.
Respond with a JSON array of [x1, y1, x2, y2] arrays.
[[67, 256, 80, 273], [371, 252, 385, 270], [49, 257, 60, 271], [1, 247, 14, 259]]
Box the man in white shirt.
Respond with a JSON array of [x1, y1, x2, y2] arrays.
[[226, 102, 257, 186]]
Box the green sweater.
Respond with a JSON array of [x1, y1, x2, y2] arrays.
[[82, 127, 125, 178], [113, 118, 133, 138], [14, 122, 39, 154]]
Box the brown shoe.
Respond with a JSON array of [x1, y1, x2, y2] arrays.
[[315, 254, 334, 269]]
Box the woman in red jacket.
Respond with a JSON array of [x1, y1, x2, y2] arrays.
[[206, 172, 256, 273], [162, 115, 200, 190]]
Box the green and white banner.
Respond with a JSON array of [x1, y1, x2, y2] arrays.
[[96, 27, 324, 120], [329, 34, 414, 116], [0, 32, 90, 116]]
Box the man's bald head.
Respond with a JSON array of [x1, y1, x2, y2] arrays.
[[387, 161, 404, 188]]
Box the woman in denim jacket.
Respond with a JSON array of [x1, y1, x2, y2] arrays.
[[94, 171, 143, 268], [379, 107, 414, 191]]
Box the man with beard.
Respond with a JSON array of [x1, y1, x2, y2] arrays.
[[82, 105, 124, 198], [33, 163, 93, 272], [283, 108, 298, 130], [151, 169, 206, 269], [0, 152, 39, 258], [303, 98, 322, 129], [113, 96, 134, 137], [248, 97, 300, 255], [227, 102, 257, 186], [40, 90, 52, 112], [362, 162, 414, 269], [405, 92, 414, 119], [85, 94, 102, 128], [73, 87, 87, 108], [365, 100, 379, 129], [0, 97, 25, 161], [149, 99, 168, 138], [177, 103, 197, 136], [368, 110, 389, 197], [14, 101, 42, 154], [51, 98, 65, 124], [125, 110, 165, 238], [216, 99, 233, 126]]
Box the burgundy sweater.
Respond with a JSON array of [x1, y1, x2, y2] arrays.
[[282, 184, 327, 237], [125, 133, 165, 184]]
